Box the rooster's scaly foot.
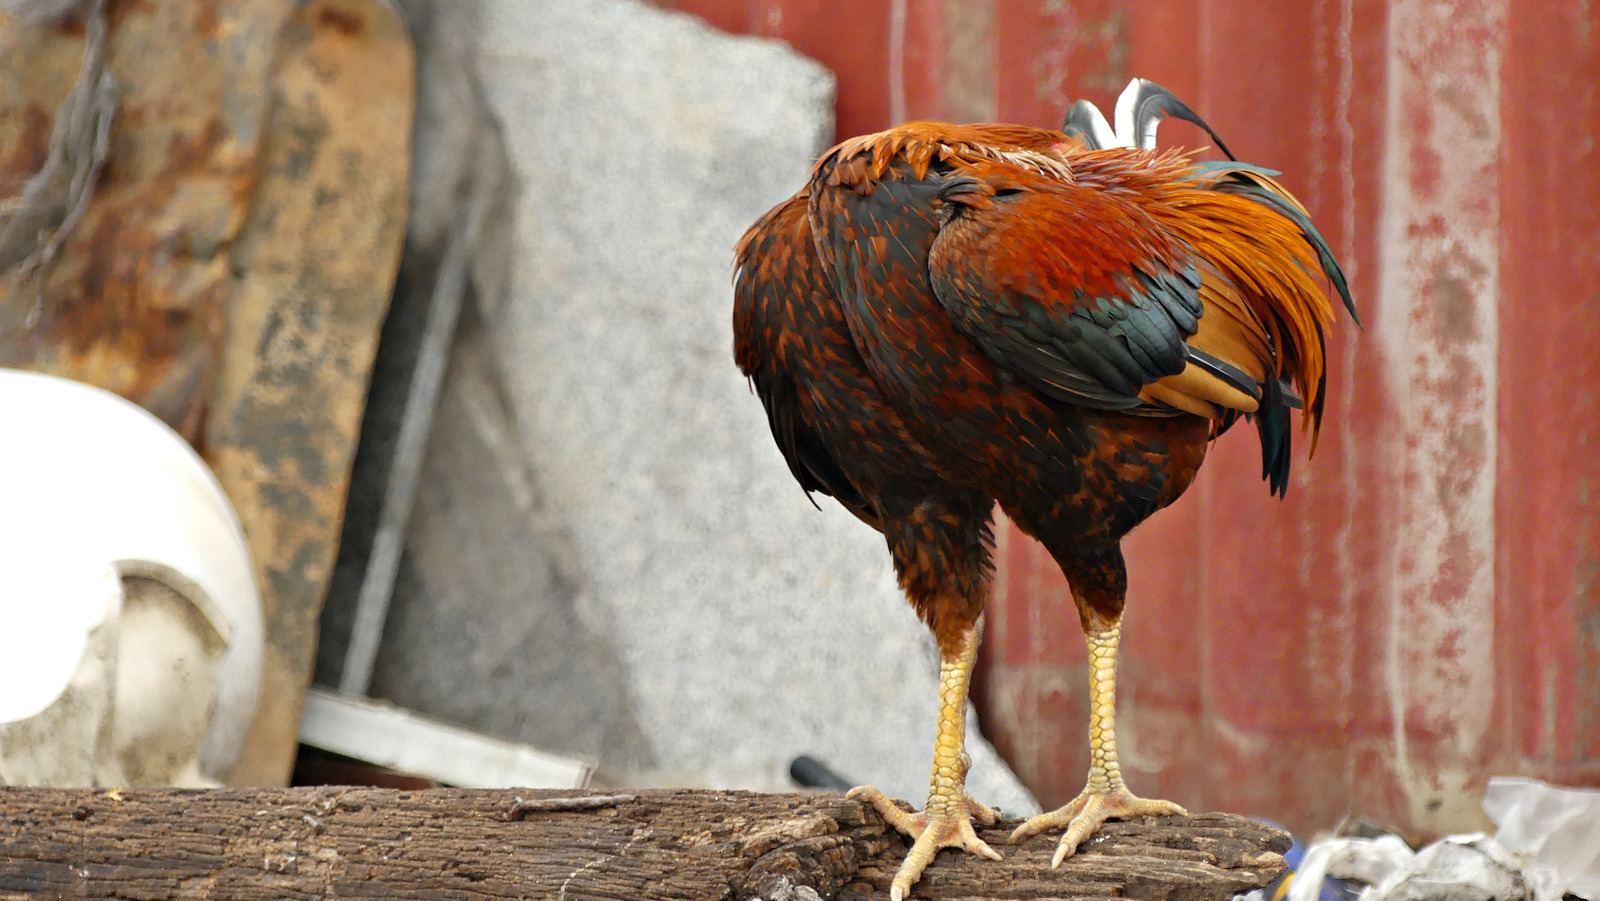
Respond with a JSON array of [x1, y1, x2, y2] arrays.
[[1010, 786, 1185, 867], [849, 784, 1002, 901]]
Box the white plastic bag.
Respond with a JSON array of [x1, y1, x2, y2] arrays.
[[1364, 835, 1525, 901], [1483, 777, 1600, 901], [1286, 834, 1414, 901]]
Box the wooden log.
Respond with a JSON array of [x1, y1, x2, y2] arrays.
[[0, 787, 1288, 900]]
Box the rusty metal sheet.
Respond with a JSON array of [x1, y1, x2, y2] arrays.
[[1495, 0, 1600, 785], [984, 0, 1600, 839], [690, 0, 1600, 840], [206, 0, 413, 785], [0, 0, 293, 433]]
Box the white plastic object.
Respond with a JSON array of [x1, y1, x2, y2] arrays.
[[0, 368, 263, 787], [1365, 835, 1524, 901], [1483, 777, 1600, 901], [299, 687, 593, 789], [1286, 834, 1416, 901]]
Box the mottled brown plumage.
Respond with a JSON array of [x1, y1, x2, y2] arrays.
[[733, 81, 1354, 900]]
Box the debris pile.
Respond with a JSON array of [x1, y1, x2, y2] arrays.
[[1243, 779, 1600, 901]]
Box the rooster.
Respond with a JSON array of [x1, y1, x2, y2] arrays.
[[733, 79, 1355, 899]]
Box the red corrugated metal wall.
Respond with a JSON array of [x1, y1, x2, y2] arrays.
[[658, 0, 1600, 837]]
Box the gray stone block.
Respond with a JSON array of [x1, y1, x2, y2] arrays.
[[371, 304, 655, 777]]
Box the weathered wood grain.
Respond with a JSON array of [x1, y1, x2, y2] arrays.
[[0, 788, 1289, 900]]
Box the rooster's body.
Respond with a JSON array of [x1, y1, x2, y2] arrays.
[[734, 80, 1354, 899]]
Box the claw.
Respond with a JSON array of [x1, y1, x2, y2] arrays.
[[965, 792, 1000, 826], [847, 785, 918, 833], [850, 784, 1003, 900], [1009, 787, 1185, 866]]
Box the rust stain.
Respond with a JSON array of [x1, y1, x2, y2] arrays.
[[315, 4, 364, 37], [1377, 0, 1507, 836], [1572, 472, 1600, 760], [1427, 258, 1484, 344], [41, 211, 212, 357], [164, 117, 230, 173], [0, 0, 279, 442], [1407, 137, 1442, 201], [193, 0, 222, 40], [54, 13, 86, 36], [0, 105, 51, 179], [1576, 576, 1600, 759], [1435, 82, 1494, 141], [102, 0, 155, 31]]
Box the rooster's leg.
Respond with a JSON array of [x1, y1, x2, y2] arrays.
[[1009, 612, 1186, 866], [848, 617, 1001, 901]]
